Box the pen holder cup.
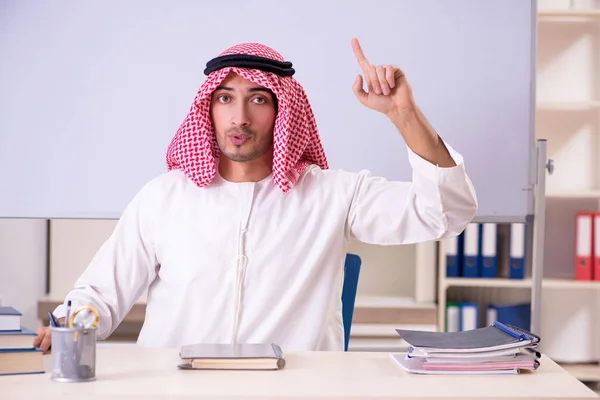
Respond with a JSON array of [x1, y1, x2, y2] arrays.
[[50, 326, 97, 382]]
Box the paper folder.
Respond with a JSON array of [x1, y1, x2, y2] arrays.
[[508, 223, 526, 279], [594, 212, 599, 281], [575, 212, 594, 281], [443, 234, 463, 277], [481, 223, 498, 278], [462, 223, 481, 277]]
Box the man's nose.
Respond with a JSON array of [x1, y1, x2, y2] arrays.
[[231, 103, 251, 127]]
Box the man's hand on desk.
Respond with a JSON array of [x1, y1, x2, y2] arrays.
[[33, 317, 64, 354]]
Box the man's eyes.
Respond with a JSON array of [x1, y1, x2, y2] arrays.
[[215, 94, 267, 104]]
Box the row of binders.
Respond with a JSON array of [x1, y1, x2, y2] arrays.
[[442, 222, 527, 279], [0, 306, 44, 376], [391, 321, 541, 375], [445, 302, 531, 333], [575, 211, 600, 281]]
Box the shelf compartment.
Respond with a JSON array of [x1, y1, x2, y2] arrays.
[[443, 277, 600, 289], [537, 101, 600, 111], [546, 190, 600, 198], [444, 277, 532, 289], [538, 9, 600, 19]]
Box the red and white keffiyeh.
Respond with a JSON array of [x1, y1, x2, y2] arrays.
[[165, 43, 328, 192]]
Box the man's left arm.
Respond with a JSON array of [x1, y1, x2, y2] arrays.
[[345, 133, 477, 245], [387, 106, 456, 168]]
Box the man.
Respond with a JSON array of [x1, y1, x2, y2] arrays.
[[34, 39, 477, 352]]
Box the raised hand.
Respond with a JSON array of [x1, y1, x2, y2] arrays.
[[351, 38, 416, 117]]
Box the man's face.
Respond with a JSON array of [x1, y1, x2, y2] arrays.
[[210, 72, 277, 163]]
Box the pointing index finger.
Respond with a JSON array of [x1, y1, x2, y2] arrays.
[[351, 38, 369, 67]]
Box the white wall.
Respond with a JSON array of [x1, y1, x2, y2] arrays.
[[349, 241, 416, 298], [0, 219, 47, 330], [49, 219, 119, 300]]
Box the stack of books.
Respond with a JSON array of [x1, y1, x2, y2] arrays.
[[0, 306, 44, 376], [391, 321, 541, 375]]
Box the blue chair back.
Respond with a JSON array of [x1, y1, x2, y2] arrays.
[[341, 253, 362, 351]]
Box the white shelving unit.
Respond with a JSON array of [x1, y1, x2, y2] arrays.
[[436, 1, 600, 382], [537, 1, 600, 382]]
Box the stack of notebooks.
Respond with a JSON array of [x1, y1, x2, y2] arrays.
[[0, 306, 44, 376], [391, 321, 541, 375]]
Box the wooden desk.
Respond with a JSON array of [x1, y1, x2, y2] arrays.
[[2, 345, 598, 399]]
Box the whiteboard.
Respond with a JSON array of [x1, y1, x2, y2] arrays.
[[0, 0, 536, 220]]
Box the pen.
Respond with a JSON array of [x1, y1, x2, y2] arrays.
[[64, 300, 72, 328], [48, 311, 59, 327]]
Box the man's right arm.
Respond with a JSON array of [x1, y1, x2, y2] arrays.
[[35, 178, 164, 349]]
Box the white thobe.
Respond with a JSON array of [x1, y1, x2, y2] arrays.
[[53, 143, 477, 351]]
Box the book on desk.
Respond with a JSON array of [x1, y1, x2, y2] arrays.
[[0, 306, 44, 376], [178, 342, 286, 371]]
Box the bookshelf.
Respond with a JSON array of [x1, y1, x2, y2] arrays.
[[537, 1, 600, 381], [436, 1, 600, 381]]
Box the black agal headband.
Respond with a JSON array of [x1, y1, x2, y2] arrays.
[[203, 54, 295, 76]]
